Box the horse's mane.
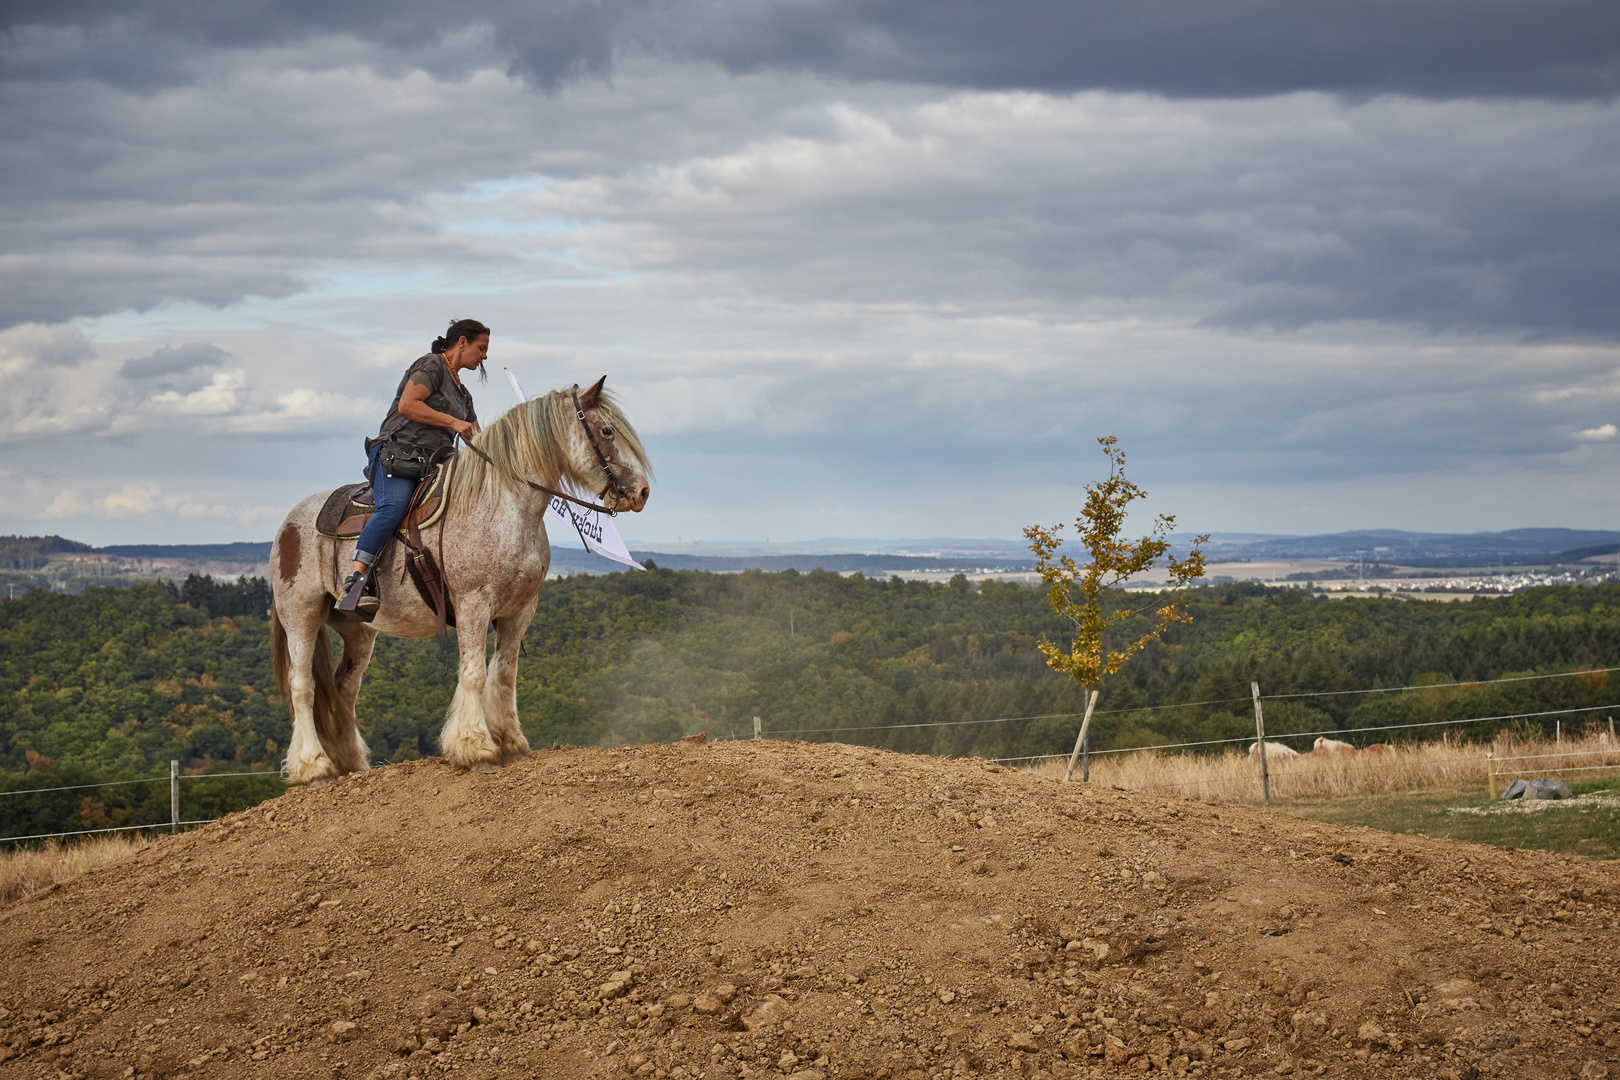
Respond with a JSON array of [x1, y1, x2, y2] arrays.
[[447, 387, 650, 517]]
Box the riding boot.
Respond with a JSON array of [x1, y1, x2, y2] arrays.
[[337, 567, 379, 614]]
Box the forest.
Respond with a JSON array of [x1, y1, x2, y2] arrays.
[[3, 568, 1619, 838]]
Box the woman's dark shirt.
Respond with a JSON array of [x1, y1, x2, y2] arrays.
[[367, 353, 477, 457]]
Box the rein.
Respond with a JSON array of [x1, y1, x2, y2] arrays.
[[455, 392, 628, 516]]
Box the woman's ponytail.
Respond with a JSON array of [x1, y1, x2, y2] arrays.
[[430, 317, 490, 355]]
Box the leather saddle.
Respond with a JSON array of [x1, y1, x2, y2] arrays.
[[315, 462, 450, 540]]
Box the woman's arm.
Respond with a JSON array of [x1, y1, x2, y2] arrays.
[[398, 378, 477, 437]]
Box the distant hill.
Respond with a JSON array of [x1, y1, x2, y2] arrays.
[[96, 542, 272, 561], [1205, 527, 1620, 565], [0, 535, 95, 569], [1555, 543, 1620, 561], [1, 536, 271, 564], [9, 524, 1620, 584], [629, 551, 1033, 574]]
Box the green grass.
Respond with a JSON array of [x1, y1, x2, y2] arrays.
[[1282, 784, 1620, 860]]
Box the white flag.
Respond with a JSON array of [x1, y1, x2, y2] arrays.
[[544, 483, 645, 571], [505, 368, 645, 572]]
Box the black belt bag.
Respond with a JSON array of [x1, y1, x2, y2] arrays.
[[377, 437, 432, 481]]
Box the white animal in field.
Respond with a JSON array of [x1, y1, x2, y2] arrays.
[[1248, 740, 1299, 760], [1313, 736, 1356, 754]]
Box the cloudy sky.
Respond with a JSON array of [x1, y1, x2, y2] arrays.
[[3, 1, 1619, 547]]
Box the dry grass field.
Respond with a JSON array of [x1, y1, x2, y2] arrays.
[[1029, 732, 1620, 804], [0, 833, 151, 904]]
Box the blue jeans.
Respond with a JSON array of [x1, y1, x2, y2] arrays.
[[354, 445, 419, 566]]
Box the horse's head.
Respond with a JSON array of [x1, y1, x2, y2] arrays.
[[571, 376, 651, 513], [453, 378, 652, 519]]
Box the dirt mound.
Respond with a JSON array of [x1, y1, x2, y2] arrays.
[[2, 739, 1617, 1080]]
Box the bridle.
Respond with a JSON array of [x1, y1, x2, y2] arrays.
[[455, 387, 635, 517], [572, 386, 638, 511]]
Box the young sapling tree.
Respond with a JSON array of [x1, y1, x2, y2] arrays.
[[1023, 435, 1208, 779]]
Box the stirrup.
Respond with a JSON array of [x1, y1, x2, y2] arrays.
[[337, 570, 378, 613]]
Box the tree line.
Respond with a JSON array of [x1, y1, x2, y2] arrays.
[[3, 570, 1618, 839]]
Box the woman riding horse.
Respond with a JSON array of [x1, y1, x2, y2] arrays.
[[271, 370, 650, 784], [340, 318, 489, 612]]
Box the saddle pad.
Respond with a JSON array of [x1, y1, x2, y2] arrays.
[[313, 463, 450, 540]]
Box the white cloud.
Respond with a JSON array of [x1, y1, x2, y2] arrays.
[[1575, 424, 1617, 441], [42, 487, 90, 518], [55, 482, 242, 522], [0, 323, 95, 375], [142, 369, 248, 417], [37, 481, 238, 523]]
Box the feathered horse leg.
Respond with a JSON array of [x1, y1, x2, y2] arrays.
[[439, 596, 502, 772], [271, 505, 351, 786], [483, 602, 536, 765], [273, 602, 342, 786], [327, 616, 377, 773]]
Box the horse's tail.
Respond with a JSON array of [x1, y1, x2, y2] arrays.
[[270, 602, 345, 762], [270, 605, 293, 706]]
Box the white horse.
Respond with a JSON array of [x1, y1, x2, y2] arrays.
[[268, 379, 651, 784]]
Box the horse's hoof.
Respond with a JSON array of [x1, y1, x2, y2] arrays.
[[474, 763, 499, 774], [311, 777, 333, 789]]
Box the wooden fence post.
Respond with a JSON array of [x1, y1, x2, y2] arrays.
[[1486, 753, 1497, 799], [1252, 682, 1270, 803], [752, 716, 762, 740], [1063, 690, 1100, 782], [170, 760, 179, 835], [1082, 736, 1090, 782]]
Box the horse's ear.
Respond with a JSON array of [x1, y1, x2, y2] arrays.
[[579, 376, 607, 409]]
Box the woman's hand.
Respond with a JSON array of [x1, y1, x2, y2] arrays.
[[452, 419, 479, 439]]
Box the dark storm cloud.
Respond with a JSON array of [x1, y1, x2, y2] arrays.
[[118, 342, 227, 379], [519, 92, 1620, 339], [3, 1, 1617, 340], [648, 0, 1620, 101], [6, 0, 1618, 99]]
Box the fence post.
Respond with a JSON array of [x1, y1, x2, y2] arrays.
[[1486, 753, 1497, 799], [1610, 716, 1615, 741], [1082, 736, 1090, 782], [1251, 682, 1270, 803], [752, 716, 762, 740], [1062, 689, 1100, 782], [170, 760, 179, 835]]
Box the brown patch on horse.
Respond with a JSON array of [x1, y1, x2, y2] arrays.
[[276, 523, 302, 584]]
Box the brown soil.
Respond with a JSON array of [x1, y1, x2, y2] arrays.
[[2, 738, 1617, 1080]]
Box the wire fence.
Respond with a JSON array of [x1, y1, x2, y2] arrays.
[[763, 664, 1620, 739], [3, 820, 223, 844], [0, 769, 275, 798], [0, 765, 284, 845], [755, 665, 1620, 804], [7, 666, 1619, 842], [986, 703, 1620, 764]]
